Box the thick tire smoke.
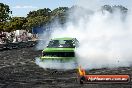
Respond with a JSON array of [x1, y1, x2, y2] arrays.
[[36, 1, 132, 69], [35, 57, 77, 70]]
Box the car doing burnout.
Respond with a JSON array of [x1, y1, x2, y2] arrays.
[[40, 37, 79, 63]]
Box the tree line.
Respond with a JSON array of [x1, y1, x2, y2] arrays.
[[0, 3, 128, 32]]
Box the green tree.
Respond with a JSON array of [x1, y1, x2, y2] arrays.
[[3, 21, 12, 32], [0, 3, 12, 31], [101, 5, 112, 13], [10, 17, 27, 30], [3, 17, 27, 32], [102, 5, 128, 14], [52, 7, 69, 24], [52, 7, 69, 16], [27, 8, 51, 18], [25, 8, 52, 31], [23, 16, 50, 31], [0, 22, 5, 31], [0, 3, 11, 22], [112, 5, 128, 13]]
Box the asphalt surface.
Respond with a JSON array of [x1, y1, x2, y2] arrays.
[[0, 47, 132, 88]]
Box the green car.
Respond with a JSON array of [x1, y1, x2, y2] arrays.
[[40, 37, 79, 63]]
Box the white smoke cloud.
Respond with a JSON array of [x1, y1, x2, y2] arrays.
[[76, 0, 101, 10], [35, 57, 77, 70], [51, 9, 132, 69], [36, 0, 132, 69]]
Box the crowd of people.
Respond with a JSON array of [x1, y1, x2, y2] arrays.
[[0, 31, 38, 44]]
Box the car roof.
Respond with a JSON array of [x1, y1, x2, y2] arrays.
[[52, 37, 74, 40]]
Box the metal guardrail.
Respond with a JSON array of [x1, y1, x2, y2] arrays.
[[0, 41, 37, 51]]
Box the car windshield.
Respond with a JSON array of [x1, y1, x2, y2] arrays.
[[47, 40, 75, 48]]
